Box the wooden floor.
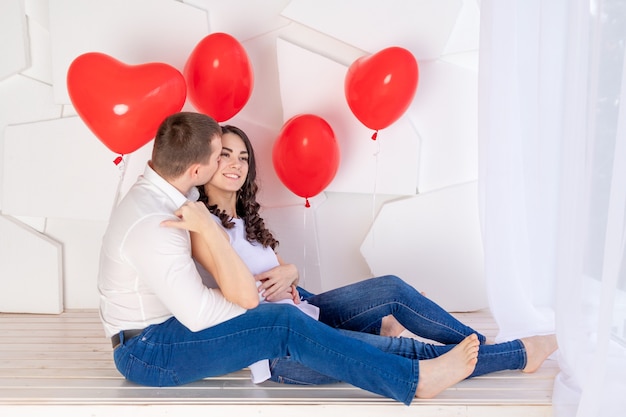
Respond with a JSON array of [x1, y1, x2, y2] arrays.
[[0, 309, 558, 417]]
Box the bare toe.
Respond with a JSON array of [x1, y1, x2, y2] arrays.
[[415, 334, 479, 399]]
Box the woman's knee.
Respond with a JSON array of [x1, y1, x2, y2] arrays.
[[377, 275, 409, 291]]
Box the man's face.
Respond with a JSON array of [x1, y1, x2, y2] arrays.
[[196, 135, 222, 186]]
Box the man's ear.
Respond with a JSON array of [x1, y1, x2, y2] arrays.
[[187, 163, 202, 181]]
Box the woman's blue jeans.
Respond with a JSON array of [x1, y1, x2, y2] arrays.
[[113, 302, 419, 405], [269, 275, 526, 384]]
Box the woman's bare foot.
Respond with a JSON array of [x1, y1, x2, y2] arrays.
[[380, 315, 406, 337], [415, 334, 480, 399], [381, 292, 426, 337], [520, 334, 558, 373]]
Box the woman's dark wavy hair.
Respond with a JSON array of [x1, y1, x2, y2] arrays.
[[197, 125, 279, 250]]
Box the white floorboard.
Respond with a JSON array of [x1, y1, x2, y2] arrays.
[[0, 309, 558, 417]]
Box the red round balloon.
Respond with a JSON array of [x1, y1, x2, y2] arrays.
[[67, 52, 187, 155], [272, 114, 340, 205], [345, 47, 418, 132], [184, 33, 254, 122]]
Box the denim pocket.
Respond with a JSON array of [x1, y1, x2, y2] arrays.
[[122, 353, 179, 387]]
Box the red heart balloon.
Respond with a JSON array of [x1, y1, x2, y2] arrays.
[[67, 52, 187, 155], [272, 114, 340, 207], [345, 47, 418, 134], [184, 33, 254, 122]]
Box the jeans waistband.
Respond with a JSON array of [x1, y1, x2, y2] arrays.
[[111, 329, 143, 349]]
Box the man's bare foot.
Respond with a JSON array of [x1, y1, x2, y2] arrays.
[[415, 334, 480, 399], [520, 334, 558, 373], [381, 315, 406, 337]]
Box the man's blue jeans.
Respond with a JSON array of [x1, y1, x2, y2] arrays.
[[113, 301, 419, 405], [270, 275, 526, 384]]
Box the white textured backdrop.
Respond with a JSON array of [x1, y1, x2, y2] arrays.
[[0, 0, 485, 313]]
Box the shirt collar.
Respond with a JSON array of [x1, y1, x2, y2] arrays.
[[143, 163, 200, 207]]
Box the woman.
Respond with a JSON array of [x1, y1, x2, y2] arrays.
[[194, 124, 557, 386]]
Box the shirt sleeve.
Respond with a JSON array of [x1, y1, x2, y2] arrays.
[[122, 213, 247, 332]]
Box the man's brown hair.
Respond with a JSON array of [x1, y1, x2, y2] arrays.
[[152, 112, 221, 180]]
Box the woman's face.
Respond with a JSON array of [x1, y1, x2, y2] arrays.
[[208, 132, 249, 193]]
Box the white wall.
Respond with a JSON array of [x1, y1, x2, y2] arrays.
[[0, 0, 486, 313]]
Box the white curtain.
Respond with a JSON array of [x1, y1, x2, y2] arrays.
[[478, 1, 626, 416]]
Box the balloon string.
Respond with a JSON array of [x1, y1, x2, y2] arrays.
[[371, 139, 381, 249], [300, 201, 323, 292], [302, 203, 307, 289], [108, 154, 128, 222]]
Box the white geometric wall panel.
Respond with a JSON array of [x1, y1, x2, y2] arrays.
[[13, 216, 46, 234], [183, 0, 291, 42], [23, 0, 50, 30], [3, 117, 121, 221], [361, 181, 487, 312], [0, 75, 61, 125], [45, 218, 108, 309], [281, 0, 462, 60], [234, 33, 287, 128], [410, 60, 479, 193], [0, 0, 28, 81], [442, 0, 480, 56], [62, 104, 78, 118], [0, 214, 63, 314], [440, 0, 480, 71], [315, 192, 398, 292], [21, 12, 53, 85], [0, 75, 63, 211], [49, 0, 209, 103]]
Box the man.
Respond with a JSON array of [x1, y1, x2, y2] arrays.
[[97, 111, 480, 405], [99, 111, 259, 341]]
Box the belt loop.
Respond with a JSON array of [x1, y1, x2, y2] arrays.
[[112, 329, 143, 349]]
